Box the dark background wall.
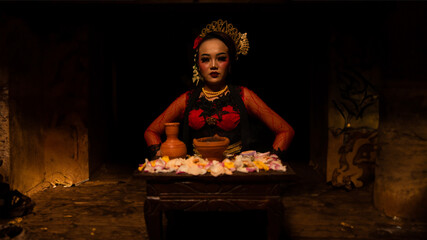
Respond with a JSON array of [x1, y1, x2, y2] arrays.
[[0, 1, 426, 202]]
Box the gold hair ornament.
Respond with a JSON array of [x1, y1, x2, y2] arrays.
[[199, 19, 249, 57]]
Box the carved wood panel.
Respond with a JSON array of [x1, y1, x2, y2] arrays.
[[147, 181, 281, 197]]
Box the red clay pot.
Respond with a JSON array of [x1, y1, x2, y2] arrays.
[[160, 122, 187, 159], [193, 134, 230, 161]]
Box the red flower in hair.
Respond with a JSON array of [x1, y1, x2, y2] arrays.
[[193, 36, 203, 50]]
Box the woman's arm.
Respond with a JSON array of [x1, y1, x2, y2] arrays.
[[242, 87, 295, 152], [144, 92, 188, 147]]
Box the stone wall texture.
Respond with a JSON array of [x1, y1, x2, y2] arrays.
[[374, 82, 427, 220], [373, 4, 427, 220], [0, 68, 9, 183], [0, 15, 90, 194]]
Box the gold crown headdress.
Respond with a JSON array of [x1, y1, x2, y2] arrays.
[[192, 19, 249, 85]]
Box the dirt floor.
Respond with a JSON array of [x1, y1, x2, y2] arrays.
[[2, 161, 426, 240]]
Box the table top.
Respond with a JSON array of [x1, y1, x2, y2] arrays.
[[134, 164, 297, 183]]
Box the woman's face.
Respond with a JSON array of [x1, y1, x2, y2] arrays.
[[197, 38, 230, 87]]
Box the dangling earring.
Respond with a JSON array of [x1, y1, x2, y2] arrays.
[[192, 64, 204, 86], [192, 53, 204, 86]]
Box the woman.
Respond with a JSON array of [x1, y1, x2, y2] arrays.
[[144, 19, 294, 159]]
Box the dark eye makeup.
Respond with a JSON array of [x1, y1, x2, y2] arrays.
[[218, 56, 227, 62], [200, 57, 210, 63]]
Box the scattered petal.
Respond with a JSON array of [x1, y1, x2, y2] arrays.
[[138, 151, 287, 176]]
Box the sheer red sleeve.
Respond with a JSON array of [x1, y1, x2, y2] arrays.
[[144, 92, 188, 147], [242, 87, 295, 151]]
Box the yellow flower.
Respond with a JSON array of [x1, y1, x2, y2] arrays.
[[197, 163, 207, 168], [161, 156, 170, 163], [138, 162, 147, 172], [138, 163, 146, 172], [254, 161, 269, 171], [223, 161, 235, 169]]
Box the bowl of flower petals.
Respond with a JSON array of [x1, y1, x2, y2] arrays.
[[193, 134, 230, 161]]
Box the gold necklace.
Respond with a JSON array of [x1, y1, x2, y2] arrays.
[[202, 85, 228, 98]]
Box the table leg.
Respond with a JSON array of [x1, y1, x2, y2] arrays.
[[267, 198, 284, 240], [144, 198, 163, 240]]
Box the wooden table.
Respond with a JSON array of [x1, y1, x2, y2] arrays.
[[135, 167, 296, 240]]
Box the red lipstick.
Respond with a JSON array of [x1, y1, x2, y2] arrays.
[[210, 72, 219, 78]]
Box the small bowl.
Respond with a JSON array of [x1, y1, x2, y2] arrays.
[[193, 134, 230, 161]]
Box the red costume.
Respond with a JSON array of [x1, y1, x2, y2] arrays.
[[144, 86, 294, 156]]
